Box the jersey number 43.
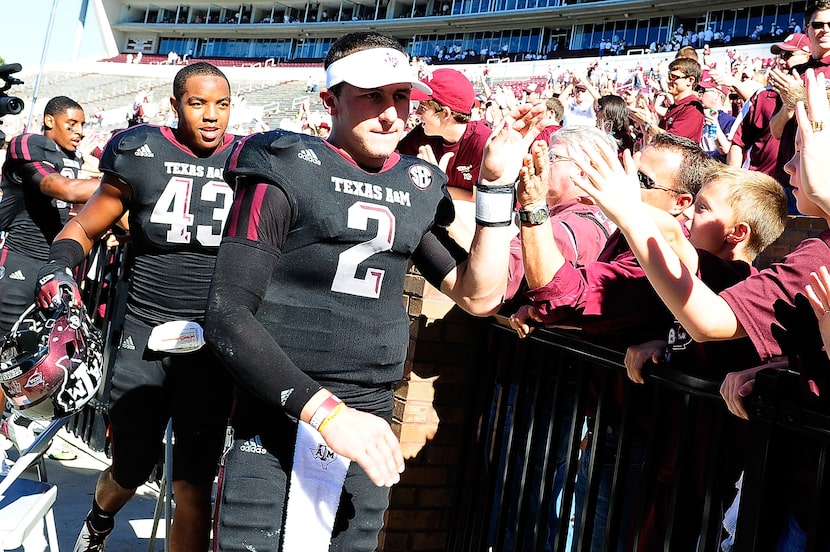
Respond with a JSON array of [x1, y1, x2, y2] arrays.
[[150, 177, 233, 247]]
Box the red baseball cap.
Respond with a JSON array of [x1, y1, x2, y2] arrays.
[[698, 71, 730, 96], [770, 33, 812, 55], [411, 68, 476, 115]]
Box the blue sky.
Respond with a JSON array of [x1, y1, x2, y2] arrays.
[[2, 0, 108, 68]]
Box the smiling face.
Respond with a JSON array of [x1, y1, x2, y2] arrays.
[[322, 82, 411, 170], [44, 108, 85, 153], [667, 70, 694, 98], [170, 74, 231, 155], [808, 8, 830, 59], [635, 145, 689, 215], [415, 100, 445, 137]]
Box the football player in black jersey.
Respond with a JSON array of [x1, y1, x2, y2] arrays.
[[36, 63, 239, 552], [0, 96, 99, 333], [205, 32, 547, 552]]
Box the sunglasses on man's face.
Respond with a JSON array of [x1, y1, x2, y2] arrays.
[[668, 73, 689, 82], [809, 20, 830, 31], [637, 171, 679, 194]]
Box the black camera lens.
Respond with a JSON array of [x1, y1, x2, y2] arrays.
[[0, 96, 24, 116]]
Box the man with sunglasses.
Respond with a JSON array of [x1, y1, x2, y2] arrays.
[[633, 58, 704, 142], [508, 133, 711, 552]]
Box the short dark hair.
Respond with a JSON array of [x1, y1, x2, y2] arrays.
[[650, 132, 711, 197], [668, 58, 701, 84], [806, 0, 830, 25], [324, 32, 407, 97], [172, 62, 230, 100], [43, 96, 82, 119]]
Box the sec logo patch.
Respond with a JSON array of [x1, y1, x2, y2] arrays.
[[408, 165, 433, 190]]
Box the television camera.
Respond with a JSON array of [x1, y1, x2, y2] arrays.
[[0, 63, 25, 146]]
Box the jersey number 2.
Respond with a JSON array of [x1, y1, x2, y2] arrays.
[[331, 202, 395, 299], [150, 177, 232, 246]]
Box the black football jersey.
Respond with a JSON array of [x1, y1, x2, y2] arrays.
[[99, 124, 240, 323], [0, 134, 83, 261], [224, 131, 450, 386]]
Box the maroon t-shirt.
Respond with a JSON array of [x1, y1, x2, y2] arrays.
[[721, 231, 830, 527], [524, 226, 681, 344], [721, 231, 830, 366], [730, 88, 784, 184], [506, 198, 615, 301], [397, 119, 492, 191], [659, 94, 704, 141], [657, 251, 759, 482], [535, 124, 562, 147]]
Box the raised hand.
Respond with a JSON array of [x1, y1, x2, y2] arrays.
[[480, 103, 548, 187]]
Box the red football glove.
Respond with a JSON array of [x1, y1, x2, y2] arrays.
[[35, 264, 81, 309]]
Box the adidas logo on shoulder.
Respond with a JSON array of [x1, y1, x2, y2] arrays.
[[120, 335, 136, 350], [298, 148, 320, 165], [134, 144, 154, 158], [7, 270, 24, 281], [240, 435, 267, 454]]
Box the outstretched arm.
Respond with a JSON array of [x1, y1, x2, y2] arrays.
[[569, 142, 744, 342], [440, 103, 548, 315], [36, 174, 130, 308], [805, 266, 830, 357], [794, 69, 830, 216]]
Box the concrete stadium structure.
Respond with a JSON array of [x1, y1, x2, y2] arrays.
[[95, 0, 808, 61]]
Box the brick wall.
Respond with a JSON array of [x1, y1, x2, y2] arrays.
[[755, 215, 828, 269], [382, 273, 486, 552]]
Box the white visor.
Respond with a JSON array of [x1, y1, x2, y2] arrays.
[[325, 48, 432, 95]]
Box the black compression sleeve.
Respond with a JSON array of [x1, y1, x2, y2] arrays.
[[48, 239, 87, 269], [411, 226, 469, 289], [204, 183, 323, 418]]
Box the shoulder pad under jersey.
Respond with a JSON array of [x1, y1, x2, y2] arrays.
[[265, 130, 303, 152], [6, 134, 59, 163], [110, 124, 153, 153], [226, 130, 303, 178]]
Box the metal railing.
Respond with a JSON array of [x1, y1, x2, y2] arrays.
[[449, 319, 830, 552], [66, 237, 133, 454]]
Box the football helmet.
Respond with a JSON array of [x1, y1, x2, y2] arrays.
[[0, 301, 103, 421]]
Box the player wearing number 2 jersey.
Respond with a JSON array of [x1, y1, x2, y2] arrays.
[[205, 32, 547, 552], [35, 63, 239, 552]]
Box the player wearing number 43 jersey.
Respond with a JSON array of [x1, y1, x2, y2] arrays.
[[205, 31, 547, 552], [35, 62, 240, 552]]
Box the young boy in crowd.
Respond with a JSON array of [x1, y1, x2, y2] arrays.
[[569, 68, 830, 550], [622, 167, 788, 551]]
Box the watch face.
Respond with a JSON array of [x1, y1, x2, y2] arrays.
[[519, 205, 550, 225]]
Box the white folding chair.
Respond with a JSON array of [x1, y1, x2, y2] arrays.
[[0, 417, 68, 551]]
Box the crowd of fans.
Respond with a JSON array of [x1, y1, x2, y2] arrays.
[[1, 7, 830, 550]]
